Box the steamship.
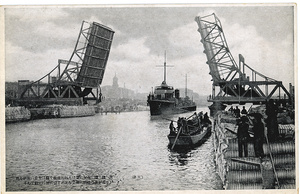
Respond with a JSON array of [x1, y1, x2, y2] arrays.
[[147, 53, 196, 116]]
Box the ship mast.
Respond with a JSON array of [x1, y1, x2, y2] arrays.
[[156, 51, 173, 85], [164, 51, 167, 83]]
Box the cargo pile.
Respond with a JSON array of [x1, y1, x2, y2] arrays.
[[5, 106, 31, 123], [212, 110, 295, 190]]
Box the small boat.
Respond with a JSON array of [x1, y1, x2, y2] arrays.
[[167, 112, 211, 149]]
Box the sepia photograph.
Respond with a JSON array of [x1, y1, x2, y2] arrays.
[[1, 3, 297, 193]]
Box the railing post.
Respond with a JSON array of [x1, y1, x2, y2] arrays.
[[38, 81, 40, 96]]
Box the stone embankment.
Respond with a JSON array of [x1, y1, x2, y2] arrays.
[[55, 105, 95, 118], [6, 105, 96, 122]]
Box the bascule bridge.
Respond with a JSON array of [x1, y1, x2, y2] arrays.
[[195, 13, 293, 114], [16, 21, 114, 107]]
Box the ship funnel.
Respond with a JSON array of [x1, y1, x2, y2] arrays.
[[175, 89, 180, 99]]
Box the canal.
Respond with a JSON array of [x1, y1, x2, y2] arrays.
[[6, 107, 222, 191]]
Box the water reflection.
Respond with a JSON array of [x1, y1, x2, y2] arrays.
[[6, 109, 222, 191], [168, 149, 192, 166], [167, 128, 212, 167]]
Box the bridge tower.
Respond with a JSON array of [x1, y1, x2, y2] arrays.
[[195, 13, 293, 114], [16, 21, 114, 107]]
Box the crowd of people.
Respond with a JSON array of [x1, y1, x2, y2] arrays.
[[237, 113, 265, 158], [231, 101, 279, 159], [169, 100, 281, 159], [228, 105, 248, 118], [169, 111, 211, 136]]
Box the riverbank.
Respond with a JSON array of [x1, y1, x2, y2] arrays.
[[5, 104, 150, 123], [5, 105, 96, 122]]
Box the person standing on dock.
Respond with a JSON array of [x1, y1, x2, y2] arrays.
[[237, 116, 250, 157], [241, 106, 247, 116], [228, 106, 234, 114], [235, 106, 241, 118], [266, 99, 279, 142], [250, 113, 265, 158]]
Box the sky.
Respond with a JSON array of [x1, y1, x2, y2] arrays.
[[4, 4, 295, 96]]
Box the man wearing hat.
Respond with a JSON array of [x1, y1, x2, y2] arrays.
[[250, 113, 265, 158], [237, 116, 250, 157]]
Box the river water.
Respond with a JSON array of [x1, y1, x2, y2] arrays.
[[6, 107, 223, 191]]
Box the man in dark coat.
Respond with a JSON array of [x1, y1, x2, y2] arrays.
[[250, 113, 265, 158], [169, 121, 176, 135], [237, 116, 250, 157], [235, 106, 241, 118], [203, 112, 212, 125], [241, 106, 247, 115], [266, 99, 279, 142], [228, 106, 234, 113]]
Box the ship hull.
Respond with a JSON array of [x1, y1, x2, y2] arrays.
[[148, 99, 196, 116]]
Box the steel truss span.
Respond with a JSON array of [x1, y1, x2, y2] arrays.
[[195, 13, 293, 105], [17, 21, 114, 107]]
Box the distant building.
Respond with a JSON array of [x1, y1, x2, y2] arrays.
[[112, 73, 119, 88], [101, 74, 135, 99], [5, 82, 18, 105], [177, 88, 210, 107], [178, 88, 197, 98]]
